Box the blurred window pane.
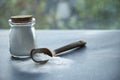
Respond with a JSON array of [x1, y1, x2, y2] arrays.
[[0, 0, 120, 29]]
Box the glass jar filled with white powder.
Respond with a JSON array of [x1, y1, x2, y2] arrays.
[[9, 15, 36, 58]]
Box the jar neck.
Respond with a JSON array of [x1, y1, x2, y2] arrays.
[[9, 18, 35, 27]]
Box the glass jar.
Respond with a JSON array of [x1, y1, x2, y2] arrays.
[[8, 15, 36, 58]]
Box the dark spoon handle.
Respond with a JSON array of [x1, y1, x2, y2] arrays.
[[54, 40, 86, 55]]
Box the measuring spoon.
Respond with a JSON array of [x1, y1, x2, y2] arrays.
[[30, 40, 86, 64]]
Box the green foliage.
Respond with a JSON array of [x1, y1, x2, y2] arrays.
[[0, 0, 120, 29]]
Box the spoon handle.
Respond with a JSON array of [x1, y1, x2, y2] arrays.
[[54, 40, 86, 55]]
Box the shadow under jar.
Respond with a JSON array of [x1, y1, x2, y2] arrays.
[[9, 15, 36, 58]]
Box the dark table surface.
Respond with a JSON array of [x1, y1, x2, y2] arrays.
[[0, 30, 120, 80]]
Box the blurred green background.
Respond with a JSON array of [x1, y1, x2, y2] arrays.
[[0, 0, 120, 29]]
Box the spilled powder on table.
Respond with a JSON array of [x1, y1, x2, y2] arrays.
[[10, 56, 73, 73]]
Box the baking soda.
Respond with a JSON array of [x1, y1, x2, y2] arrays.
[[10, 56, 73, 73], [33, 53, 51, 61]]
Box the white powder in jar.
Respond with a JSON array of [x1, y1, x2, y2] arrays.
[[9, 17, 36, 57]]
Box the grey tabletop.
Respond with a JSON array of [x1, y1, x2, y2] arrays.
[[0, 30, 120, 80]]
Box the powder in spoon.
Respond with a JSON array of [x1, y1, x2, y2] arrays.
[[33, 53, 51, 61]]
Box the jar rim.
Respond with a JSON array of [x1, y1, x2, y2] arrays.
[[11, 15, 33, 23], [9, 18, 35, 27]]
